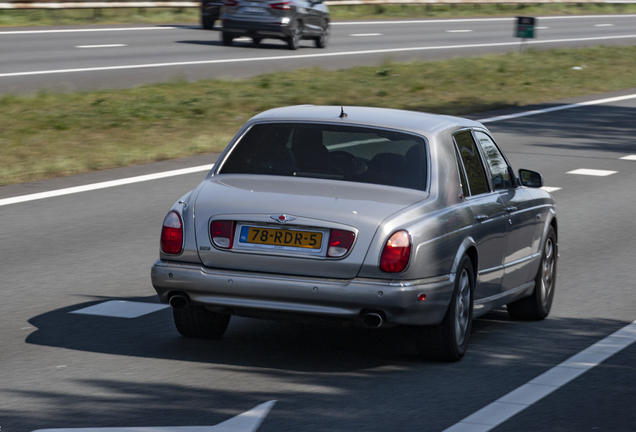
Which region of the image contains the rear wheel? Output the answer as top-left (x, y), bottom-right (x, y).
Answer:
top-left (314, 20), bottom-right (330, 48)
top-left (287, 20), bottom-right (302, 50)
top-left (173, 304), bottom-right (231, 339)
top-left (201, 14), bottom-right (215, 30)
top-left (507, 226), bottom-right (557, 320)
top-left (415, 255), bottom-right (474, 362)
top-left (221, 31), bottom-right (234, 46)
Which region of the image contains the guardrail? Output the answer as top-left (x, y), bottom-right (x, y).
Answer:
top-left (0, 0), bottom-right (632, 9)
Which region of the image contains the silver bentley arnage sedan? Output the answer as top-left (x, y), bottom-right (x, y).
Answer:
top-left (151, 106), bottom-right (558, 362)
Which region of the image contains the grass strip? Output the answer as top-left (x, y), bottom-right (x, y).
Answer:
top-left (2, 45), bottom-right (636, 186)
top-left (1, 3), bottom-right (636, 27)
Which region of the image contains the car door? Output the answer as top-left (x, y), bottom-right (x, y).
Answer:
top-left (473, 130), bottom-right (536, 293)
top-left (453, 130), bottom-right (507, 301)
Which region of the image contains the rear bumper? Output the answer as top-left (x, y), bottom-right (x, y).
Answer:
top-left (151, 260), bottom-right (455, 326)
top-left (222, 19), bottom-right (291, 38)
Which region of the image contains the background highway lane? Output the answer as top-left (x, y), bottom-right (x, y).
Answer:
top-left (1, 15), bottom-right (636, 94)
top-left (1, 90), bottom-right (636, 432)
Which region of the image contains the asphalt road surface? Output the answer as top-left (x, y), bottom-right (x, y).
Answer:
top-left (1, 88), bottom-right (635, 432)
top-left (1, 14), bottom-right (636, 93)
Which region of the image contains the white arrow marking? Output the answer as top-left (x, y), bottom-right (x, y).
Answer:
top-left (32, 401), bottom-right (276, 432)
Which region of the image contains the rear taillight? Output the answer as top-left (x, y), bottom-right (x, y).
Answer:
top-left (380, 230), bottom-right (411, 273)
top-left (327, 229), bottom-right (355, 258)
top-left (161, 211), bottom-right (183, 255)
top-left (210, 220), bottom-right (236, 249)
top-left (224, 0), bottom-right (239, 5)
top-left (270, 1), bottom-right (291, 9)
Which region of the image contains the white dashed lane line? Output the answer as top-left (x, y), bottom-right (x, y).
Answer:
top-left (620, 155), bottom-right (636, 160)
top-left (536, 26), bottom-right (550, 30)
top-left (444, 320), bottom-right (636, 432)
top-left (446, 30), bottom-right (473, 33)
top-left (70, 300), bottom-right (169, 318)
top-left (75, 44), bottom-right (127, 49)
top-left (350, 33), bottom-right (383, 37)
top-left (594, 24), bottom-right (615, 27)
top-left (567, 168), bottom-right (618, 176)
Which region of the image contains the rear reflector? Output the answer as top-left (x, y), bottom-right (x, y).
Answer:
top-left (327, 229), bottom-right (355, 258)
top-left (380, 230), bottom-right (411, 273)
top-left (210, 220), bottom-right (236, 249)
top-left (161, 211), bottom-right (183, 255)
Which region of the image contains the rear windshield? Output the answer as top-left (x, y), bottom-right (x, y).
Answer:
top-left (218, 123), bottom-right (428, 191)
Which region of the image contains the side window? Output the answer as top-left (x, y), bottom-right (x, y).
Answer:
top-left (454, 130), bottom-right (490, 196)
top-left (474, 131), bottom-right (513, 191)
top-left (454, 146), bottom-right (469, 198)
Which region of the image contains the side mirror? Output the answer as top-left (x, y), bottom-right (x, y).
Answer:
top-left (518, 169), bottom-right (543, 188)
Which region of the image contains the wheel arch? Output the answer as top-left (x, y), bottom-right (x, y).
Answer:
top-left (450, 236), bottom-right (478, 279)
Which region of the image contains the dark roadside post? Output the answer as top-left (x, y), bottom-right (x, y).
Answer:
top-left (516, 16), bottom-right (536, 53)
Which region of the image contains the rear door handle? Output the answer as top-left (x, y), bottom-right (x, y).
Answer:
top-left (505, 206), bottom-right (518, 212)
top-left (475, 215), bottom-right (489, 221)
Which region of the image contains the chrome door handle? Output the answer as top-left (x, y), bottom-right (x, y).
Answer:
top-left (475, 215), bottom-right (489, 221)
top-left (505, 206), bottom-right (517, 212)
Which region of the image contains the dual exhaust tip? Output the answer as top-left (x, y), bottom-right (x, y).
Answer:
top-left (168, 294), bottom-right (190, 311)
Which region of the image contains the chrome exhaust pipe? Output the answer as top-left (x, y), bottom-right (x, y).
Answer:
top-left (362, 312), bottom-right (383, 329)
top-left (168, 294), bottom-right (190, 310)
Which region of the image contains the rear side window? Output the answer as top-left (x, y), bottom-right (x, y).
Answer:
top-left (219, 123), bottom-right (428, 191)
top-left (474, 131), bottom-right (513, 190)
top-left (454, 130), bottom-right (489, 196)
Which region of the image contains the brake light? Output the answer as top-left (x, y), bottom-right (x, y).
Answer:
top-left (380, 230), bottom-right (411, 273)
top-left (270, 1), bottom-right (291, 9)
top-left (161, 211), bottom-right (183, 255)
top-left (327, 229), bottom-right (355, 258)
top-left (224, 0), bottom-right (239, 5)
top-left (210, 220), bottom-right (236, 249)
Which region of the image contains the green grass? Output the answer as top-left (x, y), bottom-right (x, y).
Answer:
top-left (2, 45), bottom-right (636, 186)
top-left (1, 3), bottom-right (636, 27)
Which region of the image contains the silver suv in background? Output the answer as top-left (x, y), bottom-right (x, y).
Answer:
top-left (220, 0), bottom-right (330, 49)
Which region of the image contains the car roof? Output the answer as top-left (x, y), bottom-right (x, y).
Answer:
top-left (249, 105), bottom-right (485, 135)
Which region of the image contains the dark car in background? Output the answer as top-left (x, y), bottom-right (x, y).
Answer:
top-left (220, 0), bottom-right (330, 49)
top-left (201, 0), bottom-right (223, 29)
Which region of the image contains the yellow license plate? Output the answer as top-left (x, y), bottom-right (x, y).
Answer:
top-left (239, 226), bottom-right (322, 249)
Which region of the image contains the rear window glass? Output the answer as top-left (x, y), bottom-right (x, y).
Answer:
top-left (219, 123), bottom-right (428, 191)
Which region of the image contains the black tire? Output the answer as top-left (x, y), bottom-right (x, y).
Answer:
top-left (173, 304), bottom-right (231, 339)
top-left (287, 20), bottom-right (302, 50)
top-left (201, 14), bottom-right (215, 30)
top-left (221, 31), bottom-right (234, 46)
top-left (314, 21), bottom-right (330, 48)
top-left (415, 255), bottom-right (474, 362)
top-left (507, 226), bottom-right (557, 320)
top-left (252, 37), bottom-right (262, 46)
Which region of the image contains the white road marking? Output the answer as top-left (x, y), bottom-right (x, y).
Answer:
top-left (0, 164), bottom-right (213, 207)
top-left (76, 44), bottom-right (127, 49)
top-left (443, 320), bottom-right (636, 432)
top-left (331, 15), bottom-right (636, 26)
top-left (446, 30), bottom-right (473, 33)
top-left (620, 155), bottom-right (636, 160)
top-left (32, 400), bottom-right (276, 432)
top-left (350, 33), bottom-right (383, 37)
top-left (478, 93), bottom-right (636, 123)
top-left (567, 168), bottom-right (618, 176)
top-left (541, 186), bottom-right (561, 193)
top-left (70, 301), bottom-right (169, 318)
top-left (594, 24), bottom-right (615, 27)
top-left (3, 34), bottom-right (636, 78)
top-left (234, 37), bottom-right (253, 42)
top-left (0, 26), bottom-right (180, 35)
top-left (536, 26), bottom-right (550, 30)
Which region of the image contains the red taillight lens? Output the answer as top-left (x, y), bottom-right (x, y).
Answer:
top-left (210, 220), bottom-right (235, 249)
top-left (327, 229), bottom-right (355, 258)
top-left (161, 211), bottom-right (183, 255)
top-left (224, 0), bottom-right (239, 5)
top-left (380, 230), bottom-right (411, 273)
top-left (270, 1), bottom-right (291, 9)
